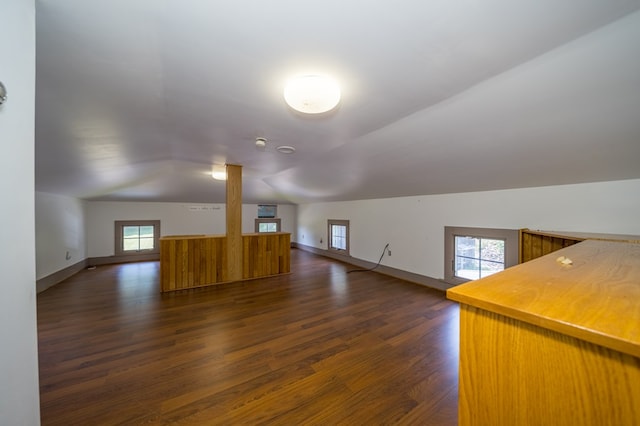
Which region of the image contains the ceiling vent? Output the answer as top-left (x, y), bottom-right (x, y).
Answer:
top-left (276, 145), bottom-right (296, 154)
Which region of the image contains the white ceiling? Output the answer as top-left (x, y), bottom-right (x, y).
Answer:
top-left (35, 0), bottom-right (640, 204)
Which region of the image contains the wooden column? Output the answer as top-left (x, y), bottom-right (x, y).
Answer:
top-left (226, 164), bottom-right (243, 282)
top-left (159, 162), bottom-right (291, 292)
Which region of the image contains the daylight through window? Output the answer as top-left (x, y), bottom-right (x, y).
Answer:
top-left (444, 226), bottom-right (519, 285)
top-left (114, 220), bottom-right (161, 257)
top-left (328, 219), bottom-right (350, 255)
top-left (123, 225), bottom-right (155, 251)
top-left (331, 225), bottom-right (347, 250)
top-left (454, 235), bottom-right (505, 280)
top-left (255, 218), bottom-right (281, 233)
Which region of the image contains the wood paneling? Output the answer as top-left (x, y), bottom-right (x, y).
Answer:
top-left (448, 240), bottom-right (640, 425)
top-left (242, 233), bottom-right (290, 279)
top-left (38, 249), bottom-right (459, 425)
top-left (160, 235), bottom-right (227, 292)
top-left (519, 228), bottom-right (640, 263)
top-left (160, 233), bottom-right (290, 292)
top-left (457, 305), bottom-right (640, 426)
top-left (226, 164), bottom-right (243, 282)
top-left (160, 164), bottom-right (291, 292)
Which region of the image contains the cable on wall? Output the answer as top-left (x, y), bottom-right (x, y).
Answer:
top-left (0, 81), bottom-right (7, 105)
top-left (347, 243), bottom-right (389, 273)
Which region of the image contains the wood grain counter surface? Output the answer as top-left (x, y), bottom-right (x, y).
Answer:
top-left (161, 232), bottom-right (290, 240)
top-left (447, 239), bottom-right (640, 358)
top-left (160, 234), bottom-right (222, 240)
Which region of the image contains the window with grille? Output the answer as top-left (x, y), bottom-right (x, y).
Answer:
top-left (454, 235), bottom-right (505, 280)
top-left (444, 226), bottom-right (519, 285)
top-left (255, 218), bottom-right (281, 233)
top-left (328, 220), bottom-right (350, 255)
top-left (114, 220), bottom-right (160, 256)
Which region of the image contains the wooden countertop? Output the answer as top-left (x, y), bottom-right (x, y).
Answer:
top-left (161, 234), bottom-right (223, 240)
top-left (522, 229), bottom-right (640, 243)
top-left (447, 240), bottom-right (640, 358)
top-left (242, 232), bottom-right (291, 237)
top-left (161, 232), bottom-right (290, 240)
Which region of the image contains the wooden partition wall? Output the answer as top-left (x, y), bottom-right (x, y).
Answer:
top-left (519, 228), bottom-right (640, 263)
top-left (159, 164), bottom-right (291, 292)
top-left (243, 233), bottom-right (290, 279)
top-left (160, 235), bottom-right (227, 292)
top-left (160, 233), bottom-right (290, 292)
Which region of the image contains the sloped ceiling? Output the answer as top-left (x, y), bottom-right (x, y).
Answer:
top-left (35, 0), bottom-right (640, 204)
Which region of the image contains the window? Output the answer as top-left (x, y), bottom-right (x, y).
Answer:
top-left (454, 235), bottom-right (504, 280)
top-left (444, 226), bottom-right (518, 285)
top-left (115, 220), bottom-right (161, 256)
top-left (328, 220), bottom-right (350, 255)
top-left (123, 225), bottom-right (155, 251)
top-left (255, 218), bottom-right (281, 233)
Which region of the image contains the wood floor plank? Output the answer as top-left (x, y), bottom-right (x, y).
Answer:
top-left (38, 248), bottom-right (459, 425)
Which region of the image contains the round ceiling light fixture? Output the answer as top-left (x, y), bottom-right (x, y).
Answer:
top-left (284, 75), bottom-right (341, 114)
top-left (211, 164), bottom-right (227, 181)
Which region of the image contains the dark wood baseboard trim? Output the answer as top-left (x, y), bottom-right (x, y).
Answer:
top-left (292, 242), bottom-right (452, 292)
top-left (88, 253), bottom-right (160, 266)
top-left (37, 259), bottom-right (89, 293)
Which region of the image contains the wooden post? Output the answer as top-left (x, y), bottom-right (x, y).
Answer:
top-left (226, 164), bottom-right (243, 281)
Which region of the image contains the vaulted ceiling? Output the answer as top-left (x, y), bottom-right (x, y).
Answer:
top-left (35, 0), bottom-right (640, 204)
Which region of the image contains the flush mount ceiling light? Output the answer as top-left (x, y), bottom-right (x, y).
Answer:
top-left (211, 165), bottom-right (227, 181)
top-left (284, 75), bottom-right (341, 114)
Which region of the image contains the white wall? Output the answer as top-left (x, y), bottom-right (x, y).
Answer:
top-left (35, 192), bottom-right (87, 280)
top-left (297, 179), bottom-right (640, 280)
top-left (86, 201), bottom-right (297, 257)
top-left (0, 0), bottom-right (40, 423)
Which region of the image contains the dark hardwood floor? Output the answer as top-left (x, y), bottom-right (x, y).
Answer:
top-left (38, 248), bottom-right (459, 425)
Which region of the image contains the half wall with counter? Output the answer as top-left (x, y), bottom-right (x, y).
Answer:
top-left (160, 232), bottom-right (290, 292)
top-left (159, 164), bottom-right (291, 293)
top-left (447, 240), bottom-right (640, 425)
